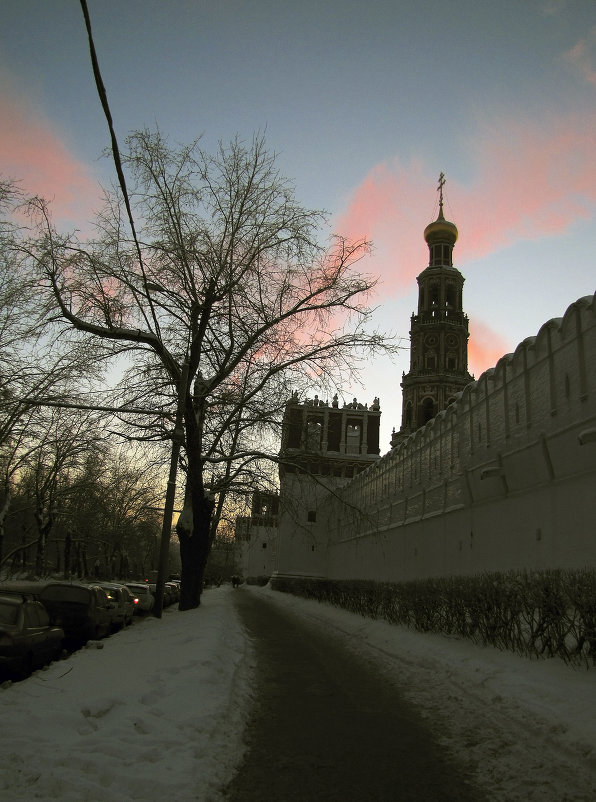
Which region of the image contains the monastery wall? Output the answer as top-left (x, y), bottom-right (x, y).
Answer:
top-left (314, 294), bottom-right (596, 582)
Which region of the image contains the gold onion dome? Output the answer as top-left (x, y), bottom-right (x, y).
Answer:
top-left (424, 205), bottom-right (458, 246)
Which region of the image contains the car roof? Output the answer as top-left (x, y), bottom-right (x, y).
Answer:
top-left (0, 593), bottom-right (24, 606)
top-left (0, 581), bottom-right (50, 593)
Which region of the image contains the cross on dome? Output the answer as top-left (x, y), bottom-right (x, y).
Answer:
top-left (437, 172), bottom-right (446, 210)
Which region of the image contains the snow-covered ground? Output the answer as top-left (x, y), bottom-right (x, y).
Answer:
top-left (0, 585), bottom-right (251, 802)
top-left (1, 584), bottom-right (595, 801)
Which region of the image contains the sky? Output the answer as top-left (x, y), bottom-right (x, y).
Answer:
top-left (1, 584), bottom-right (595, 800)
top-left (1, 0), bottom-right (595, 450)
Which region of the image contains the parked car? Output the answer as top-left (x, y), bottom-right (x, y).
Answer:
top-left (0, 593), bottom-right (64, 679)
top-left (100, 583), bottom-right (135, 629)
top-left (125, 583), bottom-right (154, 614)
top-left (165, 582), bottom-right (180, 605)
top-left (147, 582), bottom-right (175, 608)
top-left (38, 583), bottom-right (112, 643)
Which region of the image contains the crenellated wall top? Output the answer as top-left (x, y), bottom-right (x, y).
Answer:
top-left (345, 293), bottom-right (596, 491)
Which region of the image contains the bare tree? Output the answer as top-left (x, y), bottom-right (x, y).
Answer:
top-left (28, 129), bottom-right (394, 609)
top-left (53, 443), bottom-right (162, 580)
top-left (14, 407), bottom-right (108, 575)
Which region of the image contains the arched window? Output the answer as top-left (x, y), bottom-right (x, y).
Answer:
top-left (346, 423), bottom-right (361, 454)
top-left (419, 397), bottom-right (435, 427)
top-left (306, 419), bottom-right (322, 450)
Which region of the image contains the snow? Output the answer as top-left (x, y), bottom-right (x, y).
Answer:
top-left (1, 584), bottom-right (595, 801)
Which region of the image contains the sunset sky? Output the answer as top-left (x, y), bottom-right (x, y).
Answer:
top-left (1, 0), bottom-right (595, 449)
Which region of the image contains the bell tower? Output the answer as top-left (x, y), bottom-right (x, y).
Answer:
top-left (392, 174), bottom-right (473, 447)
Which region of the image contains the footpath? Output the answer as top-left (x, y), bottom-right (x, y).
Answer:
top-left (224, 588), bottom-right (485, 801)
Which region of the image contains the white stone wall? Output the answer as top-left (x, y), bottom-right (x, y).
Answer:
top-left (307, 294), bottom-right (596, 582)
top-left (238, 524), bottom-right (278, 579)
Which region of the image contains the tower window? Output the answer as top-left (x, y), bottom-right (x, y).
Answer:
top-left (306, 419), bottom-right (322, 450)
top-left (430, 243), bottom-right (452, 266)
top-left (307, 510), bottom-right (317, 523)
top-left (346, 423), bottom-right (361, 454)
top-left (419, 398), bottom-right (435, 426)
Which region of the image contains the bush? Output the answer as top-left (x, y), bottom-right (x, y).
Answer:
top-left (246, 575), bottom-right (270, 586)
top-left (270, 569), bottom-right (596, 667)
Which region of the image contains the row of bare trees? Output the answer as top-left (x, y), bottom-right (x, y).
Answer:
top-left (2, 431), bottom-right (165, 582)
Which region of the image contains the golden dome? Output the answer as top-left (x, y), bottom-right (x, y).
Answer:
top-left (424, 206), bottom-right (458, 245)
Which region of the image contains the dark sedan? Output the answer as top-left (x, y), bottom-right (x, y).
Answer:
top-left (0, 593), bottom-right (64, 679)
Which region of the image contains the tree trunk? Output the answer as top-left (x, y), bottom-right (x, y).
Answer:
top-left (0, 488), bottom-right (12, 566)
top-left (177, 493), bottom-right (214, 609)
top-left (176, 379), bottom-right (216, 610)
top-left (64, 531), bottom-right (72, 579)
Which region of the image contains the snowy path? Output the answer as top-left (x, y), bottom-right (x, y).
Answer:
top-left (226, 588), bottom-right (483, 800)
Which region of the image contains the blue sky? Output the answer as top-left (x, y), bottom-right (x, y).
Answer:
top-left (1, 0), bottom-right (595, 449)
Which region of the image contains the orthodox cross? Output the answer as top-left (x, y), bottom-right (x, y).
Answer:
top-left (437, 172), bottom-right (446, 211)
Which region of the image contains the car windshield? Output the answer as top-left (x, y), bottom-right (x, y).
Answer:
top-left (0, 600), bottom-right (19, 625)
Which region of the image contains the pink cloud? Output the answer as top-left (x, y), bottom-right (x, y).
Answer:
top-left (563, 28), bottom-right (596, 87)
top-left (0, 86), bottom-right (101, 228)
top-left (467, 317), bottom-right (512, 379)
top-left (334, 111), bottom-right (596, 298)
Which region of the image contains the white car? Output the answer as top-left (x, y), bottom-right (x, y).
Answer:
top-left (100, 583), bottom-right (136, 628)
top-left (125, 583), bottom-right (154, 614)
